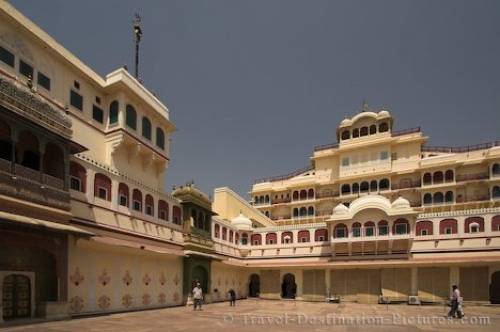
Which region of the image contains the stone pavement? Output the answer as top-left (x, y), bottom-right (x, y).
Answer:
top-left (2, 300), bottom-right (500, 332)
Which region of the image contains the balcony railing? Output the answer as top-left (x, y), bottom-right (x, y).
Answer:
top-left (422, 140), bottom-right (500, 153)
top-left (316, 191), bottom-right (339, 199)
top-left (314, 142), bottom-right (339, 152)
top-left (456, 195), bottom-right (490, 203)
top-left (254, 165), bottom-right (314, 184)
top-left (456, 173), bottom-right (490, 182)
top-left (391, 127), bottom-right (421, 137)
top-left (0, 159), bottom-right (70, 211)
top-left (271, 197), bottom-right (291, 205)
top-left (391, 180), bottom-right (421, 190)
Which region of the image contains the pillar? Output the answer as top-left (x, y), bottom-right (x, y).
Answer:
top-left (325, 268), bottom-right (331, 297)
top-left (410, 267), bottom-right (418, 296)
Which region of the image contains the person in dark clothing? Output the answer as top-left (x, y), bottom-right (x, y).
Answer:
top-left (228, 289), bottom-right (236, 306)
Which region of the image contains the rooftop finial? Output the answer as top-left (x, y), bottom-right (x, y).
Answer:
top-left (133, 13), bottom-right (142, 80)
top-left (362, 100), bottom-right (369, 112)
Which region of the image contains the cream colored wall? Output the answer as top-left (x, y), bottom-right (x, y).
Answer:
top-left (0, 5), bottom-right (172, 191)
top-left (213, 187), bottom-right (274, 226)
top-left (68, 237), bottom-right (183, 315)
top-left (210, 262), bottom-right (249, 301)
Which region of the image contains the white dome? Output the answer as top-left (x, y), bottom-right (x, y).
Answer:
top-left (333, 203), bottom-right (349, 215)
top-left (378, 110), bottom-right (390, 117)
top-left (391, 196), bottom-right (410, 210)
top-left (340, 118), bottom-right (350, 126)
top-left (231, 213), bottom-right (253, 231)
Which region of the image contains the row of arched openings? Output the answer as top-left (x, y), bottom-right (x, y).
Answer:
top-left (341, 179), bottom-right (390, 195)
top-left (423, 191), bottom-right (454, 205)
top-left (70, 161), bottom-right (181, 224)
top-left (109, 101), bottom-right (165, 150)
top-left (423, 170), bottom-right (454, 185)
top-left (250, 229), bottom-right (328, 245)
top-left (416, 216), bottom-right (500, 235)
top-left (340, 122), bottom-right (389, 140)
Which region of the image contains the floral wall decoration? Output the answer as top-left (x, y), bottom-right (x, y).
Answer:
top-left (70, 267), bottom-right (84, 286)
top-left (122, 270), bottom-right (133, 286)
top-left (69, 296), bottom-right (84, 313)
top-left (98, 269), bottom-right (111, 286)
top-left (98, 295), bottom-right (111, 310)
top-left (158, 292), bottom-right (166, 304)
top-left (159, 272), bottom-right (166, 286)
top-left (143, 273), bottom-right (151, 286)
top-left (142, 293), bottom-right (151, 305)
top-left (122, 294), bottom-right (133, 308)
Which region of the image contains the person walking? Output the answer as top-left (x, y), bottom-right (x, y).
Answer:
top-left (193, 282), bottom-right (203, 311)
top-left (448, 285), bottom-right (463, 318)
top-left (228, 289), bottom-right (236, 306)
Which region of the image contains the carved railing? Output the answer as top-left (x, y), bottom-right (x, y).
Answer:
top-left (391, 180), bottom-right (421, 190)
top-left (422, 140), bottom-right (500, 153)
top-left (314, 142), bottom-right (339, 152)
top-left (456, 173), bottom-right (490, 182)
top-left (254, 165), bottom-right (314, 184)
top-left (456, 195), bottom-right (490, 203)
top-left (0, 159), bottom-right (70, 211)
top-left (271, 197), bottom-right (291, 205)
top-left (392, 127), bottom-right (421, 137)
top-left (0, 77), bottom-right (72, 139)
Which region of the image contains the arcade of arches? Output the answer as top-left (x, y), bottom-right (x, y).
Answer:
top-left (249, 267), bottom-right (500, 304)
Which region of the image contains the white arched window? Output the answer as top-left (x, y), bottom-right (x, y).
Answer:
top-left (469, 222), bottom-right (480, 233)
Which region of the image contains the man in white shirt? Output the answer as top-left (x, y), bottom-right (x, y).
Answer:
top-left (193, 282), bottom-right (203, 311)
top-left (448, 285), bottom-right (463, 318)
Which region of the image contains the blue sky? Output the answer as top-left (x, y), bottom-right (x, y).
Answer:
top-left (13, 0), bottom-right (500, 198)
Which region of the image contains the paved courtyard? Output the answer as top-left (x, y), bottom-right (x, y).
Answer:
top-left (2, 300), bottom-right (500, 332)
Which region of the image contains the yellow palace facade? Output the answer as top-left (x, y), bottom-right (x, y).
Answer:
top-left (1, 1), bottom-right (499, 325)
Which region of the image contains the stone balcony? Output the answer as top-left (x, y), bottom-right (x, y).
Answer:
top-left (0, 158), bottom-right (70, 211)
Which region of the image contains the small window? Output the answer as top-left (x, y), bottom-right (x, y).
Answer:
top-left (283, 237), bottom-right (291, 244)
top-left (352, 228), bottom-right (361, 237)
top-left (395, 223), bottom-right (408, 235)
top-left (380, 151), bottom-right (389, 160)
top-left (341, 157), bottom-right (349, 167)
top-left (146, 205), bottom-right (153, 216)
top-left (74, 81), bottom-right (80, 89)
top-left (119, 195), bottom-right (128, 207)
top-left (142, 117), bottom-right (152, 140)
top-left (391, 153), bottom-right (398, 161)
top-left (445, 227), bottom-right (452, 235)
top-left (133, 200), bottom-right (142, 211)
top-left (159, 210), bottom-right (167, 220)
top-left (37, 72), bottom-right (51, 90)
top-left (92, 105), bottom-right (104, 123)
top-left (420, 229), bottom-right (428, 236)
top-left (336, 228), bottom-right (346, 238)
top-left (0, 46), bottom-right (14, 67)
top-left (470, 224), bottom-right (479, 233)
top-left (365, 227), bottom-right (374, 236)
top-left (317, 236), bottom-right (325, 241)
top-left (70, 90), bottom-right (83, 111)
top-left (109, 101), bottom-right (119, 125)
top-left (95, 96), bottom-right (101, 104)
top-left (156, 128), bottom-right (165, 149)
top-left (378, 225), bottom-right (388, 236)
top-left (19, 60), bottom-right (33, 79)
top-left (97, 187), bottom-right (107, 200)
top-left (268, 239), bottom-right (275, 245)
top-left (70, 176), bottom-right (81, 191)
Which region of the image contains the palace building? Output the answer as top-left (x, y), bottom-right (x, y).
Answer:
top-left (1, 1), bottom-right (499, 325)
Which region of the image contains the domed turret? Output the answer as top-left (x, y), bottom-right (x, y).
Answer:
top-left (231, 212), bottom-right (253, 231)
top-left (332, 203), bottom-right (349, 215)
top-left (391, 196), bottom-right (410, 210)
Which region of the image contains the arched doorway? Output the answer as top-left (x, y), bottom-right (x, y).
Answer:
top-left (192, 265), bottom-right (208, 293)
top-left (490, 271), bottom-right (500, 304)
top-left (2, 274), bottom-right (31, 320)
top-left (249, 274), bottom-right (260, 297)
top-left (281, 273), bottom-right (296, 299)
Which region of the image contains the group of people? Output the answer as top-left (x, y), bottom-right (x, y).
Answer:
top-left (192, 282), bottom-right (465, 318)
top-left (191, 282), bottom-right (237, 311)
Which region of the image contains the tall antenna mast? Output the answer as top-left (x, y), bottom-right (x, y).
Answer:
top-left (133, 13), bottom-right (142, 79)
